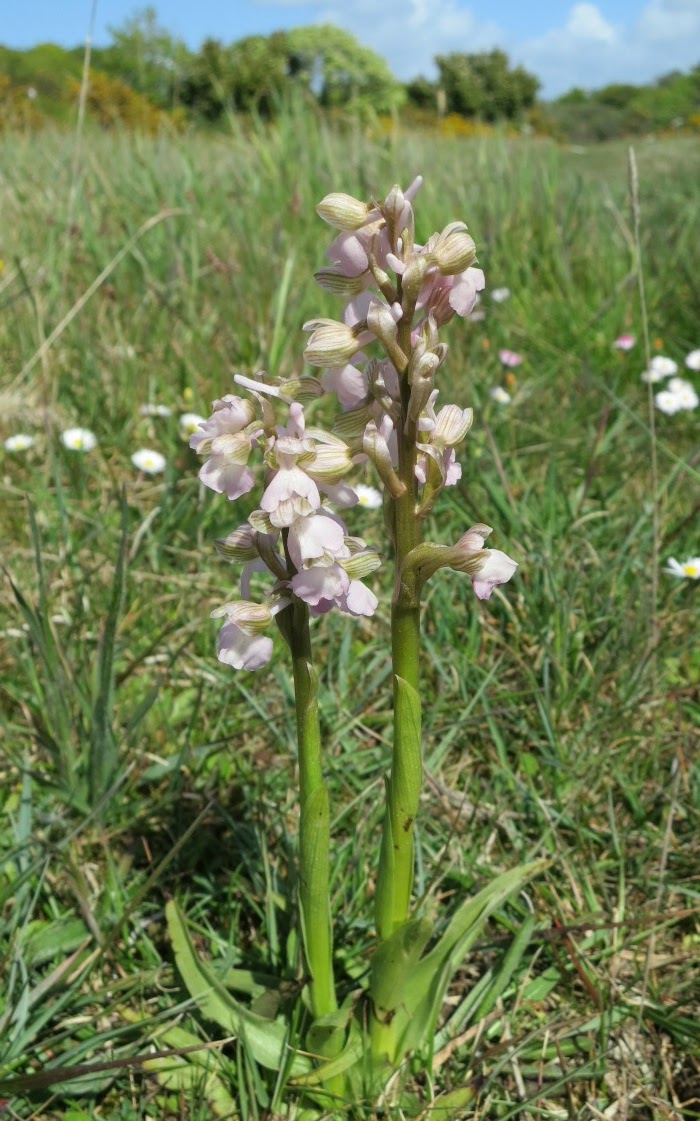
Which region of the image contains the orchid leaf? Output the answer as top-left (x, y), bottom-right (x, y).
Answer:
top-left (298, 781), bottom-right (333, 973)
top-left (305, 990), bottom-right (355, 1061)
top-left (166, 899), bottom-right (309, 1075)
top-left (369, 915), bottom-right (433, 1022)
top-left (395, 861), bottom-right (547, 1058)
top-left (290, 1019), bottom-right (364, 1087)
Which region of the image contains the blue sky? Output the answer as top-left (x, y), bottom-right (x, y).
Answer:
top-left (6, 0), bottom-right (700, 97)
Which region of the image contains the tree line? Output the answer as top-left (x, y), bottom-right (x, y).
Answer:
top-left (1, 6), bottom-right (698, 139)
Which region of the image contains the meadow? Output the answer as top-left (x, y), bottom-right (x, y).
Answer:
top-left (0, 109), bottom-right (698, 1119)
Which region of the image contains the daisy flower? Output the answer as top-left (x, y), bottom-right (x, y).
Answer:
top-left (685, 349), bottom-right (700, 372)
top-left (4, 433), bottom-right (34, 452)
top-left (664, 557), bottom-right (700, 580)
top-left (355, 484), bottom-right (382, 508)
top-left (179, 412), bottom-right (207, 436)
top-left (654, 390), bottom-right (684, 415)
top-left (131, 448), bottom-right (167, 474)
top-left (61, 428), bottom-right (97, 452)
top-left (641, 355), bottom-right (678, 382)
top-left (491, 287), bottom-right (511, 303)
top-left (665, 377), bottom-right (699, 410)
top-left (498, 348), bottom-right (523, 368)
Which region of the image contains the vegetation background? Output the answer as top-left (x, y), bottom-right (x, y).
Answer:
top-left (0, 11), bottom-right (698, 1119)
top-left (1, 6), bottom-right (699, 139)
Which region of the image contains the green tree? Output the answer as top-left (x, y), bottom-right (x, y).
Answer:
top-left (180, 33), bottom-right (291, 118)
top-left (227, 32), bottom-right (292, 114)
top-left (286, 25), bottom-right (402, 114)
top-left (404, 75), bottom-right (438, 111)
top-left (435, 49), bottom-right (539, 120)
top-left (93, 7), bottom-right (192, 108)
top-left (593, 83), bottom-right (640, 109)
top-left (180, 25), bottom-right (401, 120)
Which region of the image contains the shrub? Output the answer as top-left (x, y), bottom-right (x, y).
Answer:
top-left (66, 71), bottom-right (172, 133)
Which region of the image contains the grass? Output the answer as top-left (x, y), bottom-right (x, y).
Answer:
top-left (0, 108), bottom-right (699, 1119)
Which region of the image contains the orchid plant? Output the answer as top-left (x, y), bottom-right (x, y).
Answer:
top-left (172, 177), bottom-right (544, 1111)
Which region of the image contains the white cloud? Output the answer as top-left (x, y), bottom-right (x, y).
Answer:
top-left (517, 4), bottom-right (621, 94)
top-left (566, 3), bottom-right (616, 43)
top-left (251, 0), bottom-right (700, 97)
top-left (517, 0), bottom-right (700, 96)
top-left (637, 0), bottom-right (700, 42)
top-left (310, 0), bottom-right (502, 79)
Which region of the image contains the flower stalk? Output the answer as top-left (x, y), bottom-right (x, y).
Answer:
top-left (375, 306), bottom-right (424, 940)
top-left (281, 596), bottom-right (338, 1023)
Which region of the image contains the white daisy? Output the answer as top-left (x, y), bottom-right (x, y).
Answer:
top-left (179, 412), bottom-right (207, 436)
top-left (684, 349), bottom-right (700, 372)
top-left (489, 386), bottom-right (511, 404)
top-left (355, 484), bottom-right (382, 508)
top-left (641, 356), bottom-right (678, 383)
top-left (663, 557), bottom-right (700, 580)
top-left (61, 427), bottom-right (97, 451)
top-left (131, 448), bottom-right (167, 474)
top-left (654, 390), bottom-right (684, 415)
top-left (666, 377), bottom-right (699, 411)
top-left (4, 433), bottom-right (35, 452)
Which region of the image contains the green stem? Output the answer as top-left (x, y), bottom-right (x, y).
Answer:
top-left (286, 598), bottom-right (338, 1023)
top-left (374, 317), bottom-right (424, 942)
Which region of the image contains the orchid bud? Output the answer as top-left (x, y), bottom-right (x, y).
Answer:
top-left (401, 255), bottom-right (428, 310)
top-left (418, 314), bottom-right (440, 354)
top-left (278, 376), bottom-right (325, 404)
top-left (383, 184), bottom-right (405, 227)
top-left (314, 269), bottom-right (367, 298)
top-left (248, 508), bottom-right (276, 534)
top-left (215, 525), bottom-right (261, 563)
top-left (383, 183), bottom-right (415, 254)
top-left (402, 541), bottom-right (486, 585)
top-left (368, 358), bottom-right (400, 413)
top-left (304, 442), bottom-right (353, 484)
top-left (333, 405), bottom-right (372, 441)
top-left (316, 192), bottom-right (372, 230)
top-left (303, 318), bottom-right (362, 368)
top-left (407, 348), bottom-right (440, 387)
top-left (428, 222), bottom-right (477, 275)
top-left (363, 421), bottom-right (406, 498)
top-left (367, 247), bottom-right (397, 303)
top-left (366, 301), bottom-right (408, 373)
top-left (367, 299), bottom-right (398, 343)
top-left (341, 549), bottom-right (383, 580)
top-left (407, 377), bottom-right (435, 429)
top-left (210, 600), bottom-right (274, 633)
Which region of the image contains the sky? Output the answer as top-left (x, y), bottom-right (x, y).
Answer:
top-left (6, 0), bottom-right (700, 98)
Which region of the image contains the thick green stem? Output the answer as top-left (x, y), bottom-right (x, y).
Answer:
top-left (285, 598), bottom-right (338, 1023)
top-left (374, 316), bottom-right (424, 943)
